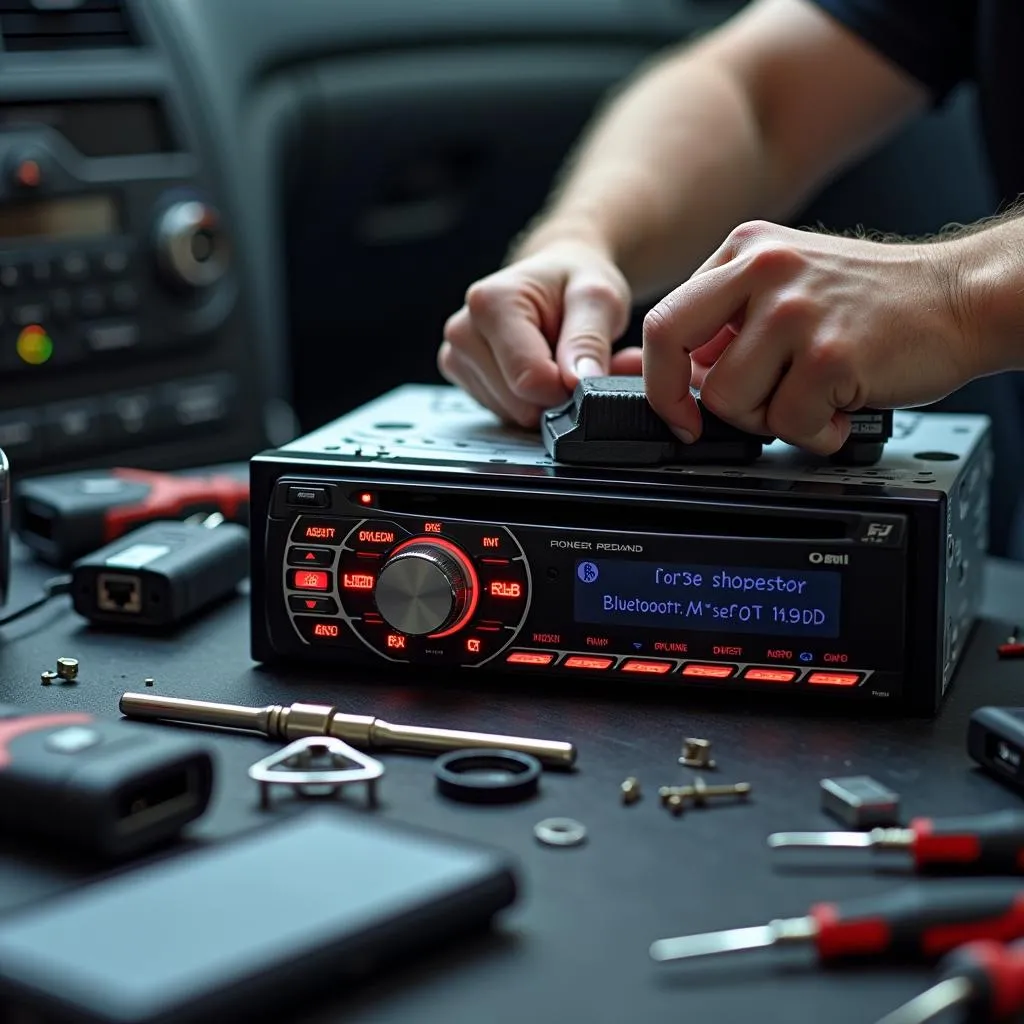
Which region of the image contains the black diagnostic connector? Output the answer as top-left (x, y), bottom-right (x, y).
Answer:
top-left (0, 706), bottom-right (214, 860)
top-left (71, 518), bottom-right (248, 628)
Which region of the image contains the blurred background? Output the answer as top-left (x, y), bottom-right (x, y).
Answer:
top-left (0, 0), bottom-right (1020, 556)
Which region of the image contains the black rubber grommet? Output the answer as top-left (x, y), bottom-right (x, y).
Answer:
top-left (434, 748), bottom-right (542, 804)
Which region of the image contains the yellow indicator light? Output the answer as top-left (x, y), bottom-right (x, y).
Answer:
top-left (16, 324), bottom-right (53, 366)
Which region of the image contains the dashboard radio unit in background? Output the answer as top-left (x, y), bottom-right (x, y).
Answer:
top-left (250, 386), bottom-right (993, 716)
top-left (0, 80), bottom-right (279, 476)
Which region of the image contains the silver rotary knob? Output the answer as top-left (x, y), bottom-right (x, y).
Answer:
top-left (154, 199), bottom-right (230, 289)
top-left (374, 543), bottom-right (472, 636)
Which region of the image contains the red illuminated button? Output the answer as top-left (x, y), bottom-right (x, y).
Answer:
top-left (743, 667), bottom-right (798, 683)
top-left (478, 563), bottom-right (528, 619)
top-left (288, 595), bottom-right (339, 615)
top-left (294, 617), bottom-right (351, 645)
top-left (563, 655), bottom-right (614, 671)
top-left (807, 671), bottom-right (862, 687)
top-left (341, 570), bottom-right (376, 591)
top-left (506, 651), bottom-right (556, 666)
top-left (290, 519), bottom-right (344, 545)
top-left (287, 547), bottom-right (334, 568)
top-left (620, 659), bottom-right (673, 675)
top-left (681, 663), bottom-right (736, 679)
top-left (351, 520), bottom-right (406, 550)
top-left (288, 569), bottom-right (330, 592)
top-left (487, 579), bottom-right (525, 600)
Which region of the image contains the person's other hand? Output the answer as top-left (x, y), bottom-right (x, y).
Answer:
top-left (438, 240), bottom-right (637, 427)
top-left (642, 220), bottom-right (982, 453)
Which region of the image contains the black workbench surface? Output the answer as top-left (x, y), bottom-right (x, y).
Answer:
top-left (0, 542), bottom-right (1021, 1024)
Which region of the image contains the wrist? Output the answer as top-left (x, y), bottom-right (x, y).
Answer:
top-left (506, 210), bottom-right (617, 266)
top-left (947, 223), bottom-right (1024, 375)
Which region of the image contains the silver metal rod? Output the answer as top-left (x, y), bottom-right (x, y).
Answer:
top-left (649, 916), bottom-right (817, 963)
top-left (874, 977), bottom-right (972, 1024)
top-left (767, 828), bottom-right (914, 851)
top-left (119, 692), bottom-right (577, 768)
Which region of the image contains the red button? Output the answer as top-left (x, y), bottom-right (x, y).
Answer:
top-left (288, 569), bottom-right (330, 591)
top-left (287, 547), bottom-right (334, 567)
top-left (681, 663), bottom-right (736, 679)
top-left (807, 671), bottom-right (862, 687)
top-left (563, 655), bottom-right (614, 671)
top-left (743, 667), bottom-right (798, 683)
top-left (506, 651), bottom-right (555, 666)
top-left (620, 659), bottom-right (673, 675)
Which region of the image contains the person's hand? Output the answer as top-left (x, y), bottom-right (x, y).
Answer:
top-left (642, 220), bottom-right (983, 453)
top-left (438, 239), bottom-right (638, 427)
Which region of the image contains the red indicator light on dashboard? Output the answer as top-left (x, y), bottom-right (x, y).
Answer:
top-left (424, 521), bottom-right (443, 533)
top-left (507, 651), bottom-right (555, 666)
top-left (342, 573), bottom-right (375, 591)
top-left (386, 633), bottom-right (407, 650)
top-left (488, 581), bottom-right (522, 599)
top-left (563, 656), bottom-right (613, 671)
top-left (466, 638), bottom-right (482, 653)
top-left (291, 570), bottom-right (329, 591)
top-left (620, 659), bottom-right (672, 675)
top-left (681, 663), bottom-right (735, 679)
top-left (482, 536), bottom-right (501, 549)
top-left (807, 671), bottom-right (861, 687)
top-left (312, 622), bottom-right (340, 638)
top-left (358, 492), bottom-right (373, 505)
top-left (743, 667), bottom-right (797, 683)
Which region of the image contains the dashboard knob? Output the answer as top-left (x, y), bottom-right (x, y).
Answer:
top-left (154, 199), bottom-right (230, 289)
top-left (375, 543), bottom-right (472, 636)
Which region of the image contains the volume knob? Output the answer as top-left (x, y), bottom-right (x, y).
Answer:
top-left (154, 199), bottom-right (230, 289)
top-left (375, 543), bottom-right (473, 636)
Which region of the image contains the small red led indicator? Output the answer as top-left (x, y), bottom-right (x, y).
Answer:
top-left (488, 581), bottom-right (522, 599)
top-left (304, 600), bottom-right (317, 609)
top-left (304, 552), bottom-right (317, 561)
top-left (424, 521), bottom-right (443, 534)
top-left (304, 526), bottom-right (337, 541)
top-left (386, 633), bottom-right (407, 650)
top-left (292, 570), bottom-right (329, 591)
top-left (358, 492), bottom-right (373, 505)
top-left (681, 663), bottom-right (735, 679)
top-left (466, 638), bottom-right (482, 653)
top-left (343, 573), bottom-right (375, 591)
top-left (507, 651), bottom-right (555, 666)
top-left (313, 623), bottom-right (340, 638)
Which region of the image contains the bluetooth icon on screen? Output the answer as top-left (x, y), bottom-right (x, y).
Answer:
top-left (577, 561), bottom-right (599, 584)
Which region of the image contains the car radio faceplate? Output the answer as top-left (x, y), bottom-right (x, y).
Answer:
top-left (250, 385), bottom-right (992, 715)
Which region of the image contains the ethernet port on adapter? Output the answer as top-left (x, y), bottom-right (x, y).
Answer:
top-left (97, 573), bottom-right (142, 613)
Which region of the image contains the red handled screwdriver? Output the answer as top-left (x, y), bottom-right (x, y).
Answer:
top-left (649, 883), bottom-right (1024, 965)
top-left (767, 810), bottom-right (1024, 874)
top-left (875, 939), bottom-right (1024, 1024)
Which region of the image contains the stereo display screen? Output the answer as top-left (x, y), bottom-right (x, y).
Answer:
top-left (0, 194), bottom-right (119, 241)
top-left (573, 559), bottom-right (842, 638)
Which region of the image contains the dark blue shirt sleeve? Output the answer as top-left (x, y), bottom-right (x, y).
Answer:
top-left (807, 0), bottom-right (977, 103)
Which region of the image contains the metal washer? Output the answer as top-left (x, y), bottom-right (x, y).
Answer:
top-left (534, 817), bottom-right (587, 847)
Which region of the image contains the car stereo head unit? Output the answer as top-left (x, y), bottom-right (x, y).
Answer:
top-left (249, 385), bottom-right (992, 716)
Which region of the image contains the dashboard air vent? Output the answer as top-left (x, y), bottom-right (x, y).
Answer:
top-left (0, 0), bottom-right (137, 52)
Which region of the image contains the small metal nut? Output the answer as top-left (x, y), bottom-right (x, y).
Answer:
top-left (143, 677), bottom-right (155, 687)
top-left (679, 737), bottom-right (715, 769)
top-left (56, 657), bottom-right (79, 681)
top-left (665, 793), bottom-right (686, 816)
top-left (621, 776), bottom-right (641, 805)
top-left (40, 670), bottom-right (57, 686)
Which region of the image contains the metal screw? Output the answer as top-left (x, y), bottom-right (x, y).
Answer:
top-left (621, 777), bottom-right (641, 805)
top-left (658, 778), bottom-right (751, 813)
top-left (56, 657), bottom-right (79, 682)
top-left (40, 670), bottom-right (57, 686)
top-left (144, 677), bottom-right (155, 687)
top-left (679, 737), bottom-right (716, 770)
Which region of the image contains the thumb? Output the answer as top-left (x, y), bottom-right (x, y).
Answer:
top-left (555, 275), bottom-right (630, 387)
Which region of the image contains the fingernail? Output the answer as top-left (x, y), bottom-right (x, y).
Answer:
top-left (670, 425), bottom-right (696, 444)
top-left (575, 357), bottom-right (604, 379)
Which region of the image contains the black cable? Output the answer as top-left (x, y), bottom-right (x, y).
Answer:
top-left (0, 575), bottom-right (72, 626)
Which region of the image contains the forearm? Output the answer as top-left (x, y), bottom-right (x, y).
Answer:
top-left (954, 216), bottom-right (1024, 375)
top-left (513, 44), bottom-right (777, 300)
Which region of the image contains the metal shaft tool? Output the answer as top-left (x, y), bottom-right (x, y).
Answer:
top-left (119, 692), bottom-right (577, 768)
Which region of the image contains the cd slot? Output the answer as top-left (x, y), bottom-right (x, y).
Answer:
top-left (366, 488), bottom-right (852, 542)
